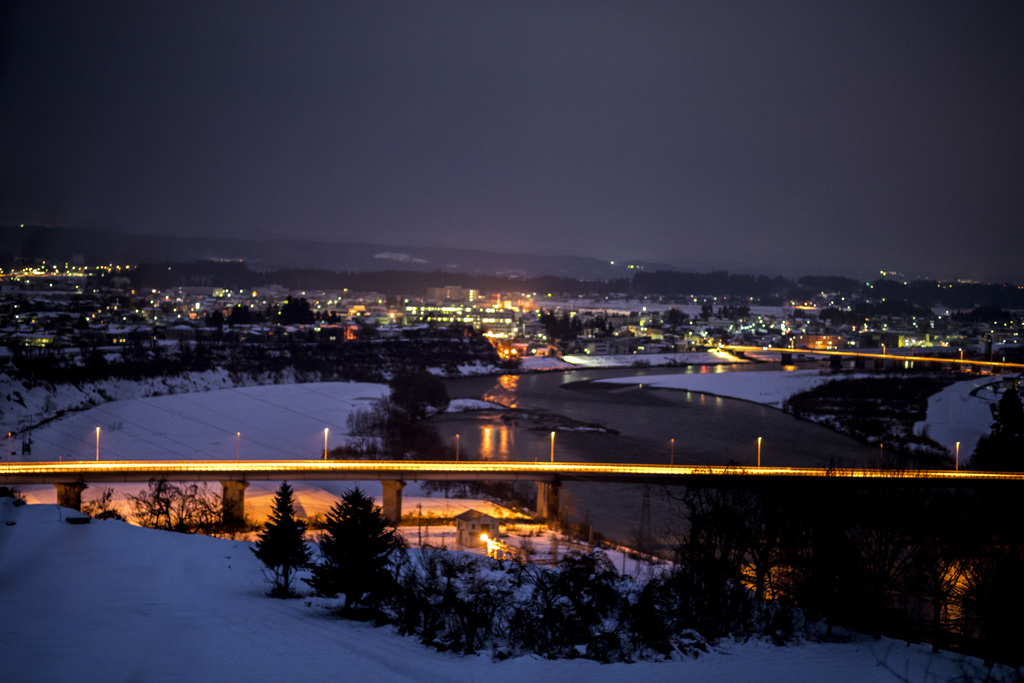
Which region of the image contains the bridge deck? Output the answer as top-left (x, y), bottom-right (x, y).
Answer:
top-left (3, 460), bottom-right (1022, 486)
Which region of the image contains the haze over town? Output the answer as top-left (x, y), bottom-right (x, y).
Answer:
top-left (2, 1), bottom-right (1023, 281)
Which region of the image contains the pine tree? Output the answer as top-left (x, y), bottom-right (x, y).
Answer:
top-left (252, 482), bottom-right (311, 598)
top-left (307, 486), bottom-right (404, 615)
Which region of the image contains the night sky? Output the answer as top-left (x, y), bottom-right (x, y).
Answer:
top-left (1, 1), bottom-right (1022, 280)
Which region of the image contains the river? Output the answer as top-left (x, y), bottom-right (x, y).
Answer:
top-left (431, 363), bottom-right (879, 549)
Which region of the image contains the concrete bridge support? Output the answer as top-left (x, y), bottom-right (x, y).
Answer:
top-left (854, 356), bottom-right (866, 369)
top-left (829, 355), bottom-right (843, 369)
top-left (381, 480), bottom-right (405, 524)
top-left (536, 481), bottom-right (560, 525)
top-left (55, 482), bottom-right (87, 511)
top-left (780, 352), bottom-right (793, 365)
top-left (220, 480), bottom-right (249, 530)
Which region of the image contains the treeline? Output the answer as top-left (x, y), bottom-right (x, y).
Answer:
top-left (8, 331), bottom-right (503, 388)
top-left (122, 261), bottom-right (1024, 310)
top-left (256, 476), bottom-right (1024, 666)
top-left (673, 478), bottom-right (1024, 665)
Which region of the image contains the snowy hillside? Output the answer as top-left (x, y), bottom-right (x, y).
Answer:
top-left (0, 498), bottom-right (1007, 682)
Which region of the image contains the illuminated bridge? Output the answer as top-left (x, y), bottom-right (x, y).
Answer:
top-left (4, 460), bottom-right (1021, 527)
top-left (723, 345), bottom-right (1024, 371)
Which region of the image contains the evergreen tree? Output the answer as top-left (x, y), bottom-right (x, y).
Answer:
top-left (308, 486), bottom-right (404, 615)
top-left (252, 482), bottom-right (311, 598)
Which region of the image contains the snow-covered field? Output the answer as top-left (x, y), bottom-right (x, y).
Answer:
top-left (598, 367), bottom-right (854, 408)
top-left (1, 497), bottom-right (1007, 682)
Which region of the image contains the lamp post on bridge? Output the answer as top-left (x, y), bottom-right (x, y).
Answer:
top-left (956, 441), bottom-right (960, 471)
top-left (236, 432), bottom-right (241, 462)
top-left (323, 428), bottom-right (328, 461)
top-left (550, 431), bottom-right (555, 463)
top-left (456, 433), bottom-right (460, 462)
top-left (95, 427), bottom-right (100, 462)
top-left (757, 436), bottom-right (762, 467)
top-left (670, 438), bottom-right (675, 466)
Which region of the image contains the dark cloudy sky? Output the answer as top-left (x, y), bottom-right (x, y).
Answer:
top-left (1, 1), bottom-right (1022, 280)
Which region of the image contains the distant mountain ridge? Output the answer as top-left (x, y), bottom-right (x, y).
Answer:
top-left (0, 225), bottom-right (674, 280)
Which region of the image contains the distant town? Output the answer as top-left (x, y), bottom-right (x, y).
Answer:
top-left (2, 260), bottom-right (1022, 368)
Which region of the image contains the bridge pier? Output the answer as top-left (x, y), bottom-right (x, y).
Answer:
top-left (220, 480), bottom-right (249, 530)
top-left (536, 481), bottom-right (560, 525)
top-left (54, 482), bottom-right (87, 511)
top-left (381, 480), bottom-right (405, 524)
top-left (829, 355), bottom-right (843, 369)
top-left (780, 352), bottom-right (793, 365)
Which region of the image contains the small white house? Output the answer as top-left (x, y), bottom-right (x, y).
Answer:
top-left (454, 510), bottom-right (500, 549)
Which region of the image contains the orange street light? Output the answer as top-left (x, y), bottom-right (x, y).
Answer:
top-left (956, 441), bottom-right (960, 471)
top-left (95, 427), bottom-right (100, 462)
top-left (670, 438), bottom-right (675, 466)
top-left (236, 432), bottom-right (241, 462)
top-left (757, 436), bottom-right (762, 467)
top-left (550, 431), bottom-right (556, 463)
top-left (456, 434), bottom-right (460, 462)
top-left (323, 428), bottom-right (329, 461)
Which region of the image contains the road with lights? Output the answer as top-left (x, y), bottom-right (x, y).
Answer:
top-left (723, 345), bottom-right (1024, 371)
top-left (3, 460), bottom-right (1022, 486)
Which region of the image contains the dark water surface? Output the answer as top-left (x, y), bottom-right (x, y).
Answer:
top-left (432, 364), bottom-right (879, 547)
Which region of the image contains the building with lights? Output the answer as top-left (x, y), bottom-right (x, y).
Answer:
top-left (454, 509), bottom-right (501, 549)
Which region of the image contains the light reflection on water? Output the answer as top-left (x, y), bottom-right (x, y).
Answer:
top-left (478, 421), bottom-right (517, 460)
top-left (483, 374), bottom-right (519, 408)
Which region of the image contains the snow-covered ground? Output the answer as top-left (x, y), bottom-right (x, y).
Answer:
top-left (913, 374), bottom-right (1007, 456)
top-left (598, 368), bottom-right (863, 408)
top-left (1, 497), bottom-right (1008, 682)
top-left (10, 382), bottom-right (519, 524)
top-left (598, 369), bottom-right (1012, 457)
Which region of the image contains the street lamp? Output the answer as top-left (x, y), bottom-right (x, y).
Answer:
top-left (323, 428), bottom-right (328, 461)
top-left (956, 441), bottom-right (960, 471)
top-left (236, 432), bottom-right (241, 462)
top-left (757, 436), bottom-right (762, 467)
top-left (550, 431), bottom-right (556, 463)
top-left (95, 427), bottom-right (100, 462)
top-left (6, 432), bottom-right (11, 463)
top-left (670, 438), bottom-right (675, 466)
top-left (456, 434), bottom-right (460, 462)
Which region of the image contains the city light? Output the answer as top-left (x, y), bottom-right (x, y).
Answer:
top-left (6, 460), bottom-right (1023, 485)
top-left (722, 345), bottom-right (1024, 371)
